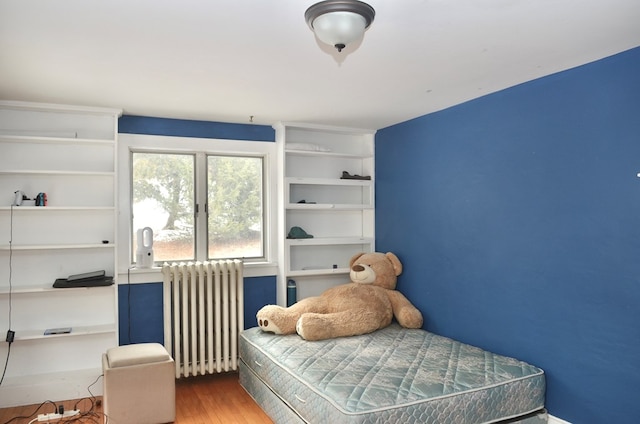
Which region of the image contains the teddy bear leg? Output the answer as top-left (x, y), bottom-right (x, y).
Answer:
top-left (257, 297), bottom-right (330, 335)
top-left (296, 309), bottom-right (389, 341)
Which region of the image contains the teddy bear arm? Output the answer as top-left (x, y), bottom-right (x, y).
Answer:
top-left (387, 290), bottom-right (424, 329)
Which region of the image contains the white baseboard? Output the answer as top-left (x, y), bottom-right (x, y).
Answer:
top-left (0, 368), bottom-right (102, 408)
top-left (548, 414), bottom-right (572, 424)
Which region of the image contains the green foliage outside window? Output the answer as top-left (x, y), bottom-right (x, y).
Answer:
top-left (132, 152), bottom-right (263, 262)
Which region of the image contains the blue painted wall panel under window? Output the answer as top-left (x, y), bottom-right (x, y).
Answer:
top-left (375, 47), bottom-right (640, 424)
top-left (118, 282), bottom-right (164, 345)
top-left (118, 276), bottom-right (276, 345)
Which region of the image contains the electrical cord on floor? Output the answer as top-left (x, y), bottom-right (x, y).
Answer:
top-left (2, 400), bottom-right (58, 424)
top-left (2, 375), bottom-right (107, 423)
top-left (55, 374), bottom-right (106, 423)
top-left (71, 374), bottom-right (106, 423)
top-left (86, 374), bottom-right (101, 403)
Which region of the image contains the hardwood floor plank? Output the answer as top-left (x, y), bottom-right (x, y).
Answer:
top-left (0, 372), bottom-right (272, 424)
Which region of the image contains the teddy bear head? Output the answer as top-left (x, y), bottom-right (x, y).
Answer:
top-left (349, 251), bottom-right (403, 290)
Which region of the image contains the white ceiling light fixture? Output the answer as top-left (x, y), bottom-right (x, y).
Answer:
top-left (305, 0), bottom-right (375, 53)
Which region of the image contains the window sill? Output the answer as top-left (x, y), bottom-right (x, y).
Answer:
top-left (118, 261), bottom-right (277, 284)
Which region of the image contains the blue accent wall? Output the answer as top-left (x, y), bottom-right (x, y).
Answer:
top-left (118, 276), bottom-right (277, 345)
top-left (375, 46), bottom-right (640, 424)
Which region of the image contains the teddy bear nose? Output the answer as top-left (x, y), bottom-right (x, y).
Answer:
top-left (352, 265), bottom-right (365, 272)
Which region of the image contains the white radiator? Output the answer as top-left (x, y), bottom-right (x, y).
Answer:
top-left (161, 260), bottom-right (244, 378)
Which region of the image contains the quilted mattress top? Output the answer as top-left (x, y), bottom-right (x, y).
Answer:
top-left (240, 324), bottom-right (545, 422)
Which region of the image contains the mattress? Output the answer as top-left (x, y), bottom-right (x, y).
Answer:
top-left (239, 324), bottom-right (545, 424)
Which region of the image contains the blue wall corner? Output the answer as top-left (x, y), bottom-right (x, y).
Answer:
top-left (375, 46), bottom-right (640, 423)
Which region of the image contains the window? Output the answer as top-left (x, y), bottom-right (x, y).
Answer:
top-left (132, 152), bottom-right (265, 263)
top-left (117, 134), bottom-right (278, 272)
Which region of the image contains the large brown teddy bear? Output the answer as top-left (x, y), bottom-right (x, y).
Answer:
top-left (256, 251), bottom-right (423, 341)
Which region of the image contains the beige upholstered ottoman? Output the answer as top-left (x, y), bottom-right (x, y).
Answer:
top-left (102, 343), bottom-right (175, 424)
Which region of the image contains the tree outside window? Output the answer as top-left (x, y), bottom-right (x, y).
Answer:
top-left (132, 152), bottom-right (264, 263)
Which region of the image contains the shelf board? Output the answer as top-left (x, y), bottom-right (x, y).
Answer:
top-left (13, 324), bottom-right (116, 341)
top-left (0, 170), bottom-right (114, 176)
top-left (286, 236), bottom-right (373, 246)
top-left (0, 206), bottom-right (114, 212)
top-left (0, 243), bottom-right (115, 251)
top-left (0, 99), bottom-right (122, 115)
top-left (285, 149), bottom-right (373, 159)
top-left (288, 268), bottom-right (350, 277)
top-left (0, 134), bottom-right (115, 145)
top-left (276, 121), bottom-right (376, 135)
top-left (0, 284), bottom-right (114, 295)
top-left (287, 203), bottom-right (373, 210)
top-left (286, 177), bottom-right (372, 186)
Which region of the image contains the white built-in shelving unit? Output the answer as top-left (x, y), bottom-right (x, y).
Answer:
top-left (0, 100), bottom-right (122, 407)
top-left (274, 122), bottom-right (376, 305)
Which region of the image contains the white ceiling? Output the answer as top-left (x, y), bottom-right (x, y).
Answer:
top-left (1, 0), bottom-right (639, 130)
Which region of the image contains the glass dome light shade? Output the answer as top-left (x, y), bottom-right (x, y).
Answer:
top-left (311, 11), bottom-right (367, 50)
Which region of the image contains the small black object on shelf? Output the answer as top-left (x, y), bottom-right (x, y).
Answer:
top-left (340, 171), bottom-right (371, 180)
top-left (53, 270), bottom-right (113, 288)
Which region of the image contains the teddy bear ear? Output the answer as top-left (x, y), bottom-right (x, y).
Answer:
top-left (385, 252), bottom-right (403, 276)
top-left (349, 252), bottom-right (365, 267)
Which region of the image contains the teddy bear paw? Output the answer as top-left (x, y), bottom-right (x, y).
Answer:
top-left (258, 316), bottom-right (284, 334)
top-left (256, 305), bottom-right (296, 334)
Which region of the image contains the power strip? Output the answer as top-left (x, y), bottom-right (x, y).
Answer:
top-left (37, 410), bottom-right (80, 421)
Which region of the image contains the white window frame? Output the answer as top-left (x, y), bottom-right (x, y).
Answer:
top-left (118, 133), bottom-right (278, 279)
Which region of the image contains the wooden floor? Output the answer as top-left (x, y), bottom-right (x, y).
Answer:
top-left (0, 372), bottom-right (273, 424)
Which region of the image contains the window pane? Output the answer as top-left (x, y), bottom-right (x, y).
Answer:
top-left (207, 155), bottom-right (263, 259)
top-left (132, 152), bottom-right (195, 262)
